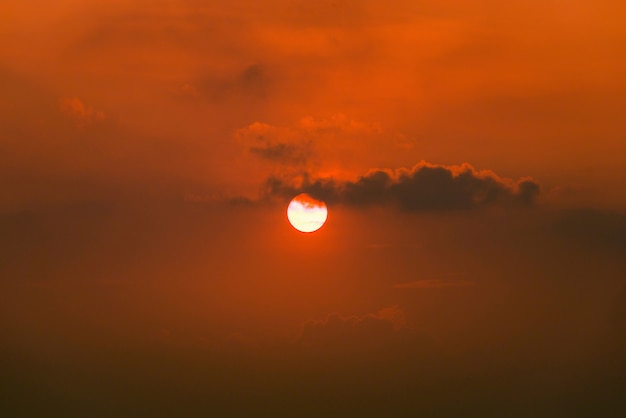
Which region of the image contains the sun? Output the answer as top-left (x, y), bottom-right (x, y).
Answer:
top-left (287, 193), bottom-right (328, 233)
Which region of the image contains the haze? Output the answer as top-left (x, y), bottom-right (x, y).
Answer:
top-left (1, 1), bottom-right (625, 416)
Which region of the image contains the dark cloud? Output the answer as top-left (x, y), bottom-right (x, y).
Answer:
top-left (174, 64), bottom-right (275, 105)
top-left (192, 63), bottom-right (274, 103)
top-left (236, 115), bottom-right (379, 171)
top-left (250, 142), bottom-right (310, 165)
top-left (266, 161), bottom-right (540, 210)
top-left (2, 202), bottom-right (626, 417)
top-left (553, 208), bottom-right (626, 250)
top-left (239, 64), bottom-right (269, 98)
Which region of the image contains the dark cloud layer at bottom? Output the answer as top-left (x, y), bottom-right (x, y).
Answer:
top-left (2, 313), bottom-right (623, 418)
top-left (2, 201), bottom-right (625, 417)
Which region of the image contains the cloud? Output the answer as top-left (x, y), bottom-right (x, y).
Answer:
top-left (176, 64), bottom-right (275, 104)
top-left (239, 122), bottom-right (313, 166)
top-left (394, 279), bottom-right (476, 289)
top-left (296, 113), bottom-right (381, 136)
top-left (235, 115), bottom-right (381, 176)
top-left (298, 306), bottom-right (409, 350)
top-left (265, 161), bottom-right (540, 210)
top-left (238, 64), bottom-right (269, 98)
top-left (59, 97), bottom-right (105, 125)
top-left (249, 142), bottom-right (309, 165)
top-left (203, 63), bottom-right (273, 101)
top-left (235, 121), bottom-right (313, 168)
top-left (553, 209), bottom-right (626, 250)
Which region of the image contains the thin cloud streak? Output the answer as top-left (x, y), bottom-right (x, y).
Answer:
top-left (394, 279), bottom-right (477, 289)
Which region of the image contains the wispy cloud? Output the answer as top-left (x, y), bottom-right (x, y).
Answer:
top-left (60, 97), bottom-right (105, 126)
top-left (394, 279), bottom-right (476, 289)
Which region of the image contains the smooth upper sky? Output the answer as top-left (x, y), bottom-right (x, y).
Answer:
top-left (1, 1), bottom-right (625, 416)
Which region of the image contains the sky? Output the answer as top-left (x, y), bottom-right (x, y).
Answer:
top-left (1, 1), bottom-right (626, 416)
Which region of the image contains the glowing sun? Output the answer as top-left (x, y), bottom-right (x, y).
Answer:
top-left (287, 193), bottom-right (328, 233)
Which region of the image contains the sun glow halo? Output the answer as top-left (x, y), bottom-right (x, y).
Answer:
top-left (287, 193), bottom-right (328, 233)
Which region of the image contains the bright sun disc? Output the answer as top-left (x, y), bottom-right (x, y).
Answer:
top-left (287, 193), bottom-right (328, 233)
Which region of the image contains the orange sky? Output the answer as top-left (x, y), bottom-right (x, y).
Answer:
top-left (1, 1), bottom-right (626, 416)
top-left (2, 0), bottom-right (626, 208)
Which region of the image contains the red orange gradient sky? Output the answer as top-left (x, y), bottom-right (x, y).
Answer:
top-left (1, 1), bottom-right (626, 416)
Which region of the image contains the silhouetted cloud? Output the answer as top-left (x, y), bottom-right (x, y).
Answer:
top-left (265, 161), bottom-right (540, 210)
